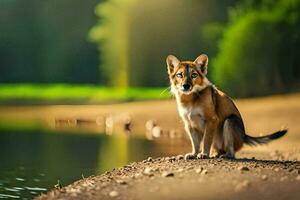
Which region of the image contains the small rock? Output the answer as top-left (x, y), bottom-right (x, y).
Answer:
top-left (201, 169), bottom-right (208, 175)
top-left (261, 175), bottom-right (268, 180)
top-left (163, 157), bottom-right (169, 161)
top-left (145, 120), bottom-right (156, 131)
top-left (68, 188), bottom-right (81, 194)
top-left (143, 167), bottom-right (154, 176)
top-left (152, 126), bottom-right (162, 138)
top-left (116, 179), bottom-right (127, 185)
top-left (195, 168), bottom-right (203, 174)
top-left (238, 166), bottom-right (249, 171)
top-left (134, 173), bottom-right (142, 179)
top-left (235, 180), bottom-right (250, 192)
top-left (109, 191), bottom-right (119, 197)
top-left (177, 168), bottom-right (184, 173)
top-left (177, 155), bottom-right (184, 160)
top-left (296, 175), bottom-right (300, 181)
top-left (162, 171), bottom-right (174, 177)
top-left (147, 157), bottom-right (153, 162)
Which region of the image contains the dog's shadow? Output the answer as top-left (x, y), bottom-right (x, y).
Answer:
top-left (218, 157), bottom-right (300, 166)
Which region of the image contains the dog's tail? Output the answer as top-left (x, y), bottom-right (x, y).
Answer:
top-left (244, 129), bottom-right (287, 145)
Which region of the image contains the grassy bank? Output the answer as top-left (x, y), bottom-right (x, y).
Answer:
top-left (0, 84), bottom-right (170, 103)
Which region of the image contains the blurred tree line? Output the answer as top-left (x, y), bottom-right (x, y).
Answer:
top-left (0, 0), bottom-right (100, 84)
top-left (90, 0), bottom-right (300, 96)
top-left (89, 0), bottom-right (238, 87)
top-left (1, 0), bottom-right (299, 97)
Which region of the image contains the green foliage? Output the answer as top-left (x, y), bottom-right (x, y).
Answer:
top-left (212, 0), bottom-right (300, 97)
top-left (0, 84), bottom-right (170, 102)
top-left (0, 0), bottom-right (100, 84)
top-left (89, 0), bottom-right (238, 88)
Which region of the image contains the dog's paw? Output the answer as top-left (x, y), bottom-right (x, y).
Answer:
top-left (219, 153), bottom-right (235, 160)
top-left (197, 153), bottom-right (209, 159)
top-left (214, 153), bottom-right (225, 158)
top-left (211, 154), bottom-right (221, 159)
top-left (184, 153), bottom-right (197, 160)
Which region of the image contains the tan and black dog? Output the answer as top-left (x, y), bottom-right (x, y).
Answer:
top-left (166, 54), bottom-right (287, 159)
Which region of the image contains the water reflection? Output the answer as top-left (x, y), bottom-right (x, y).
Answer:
top-left (0, 130), bottom-right (189, 199)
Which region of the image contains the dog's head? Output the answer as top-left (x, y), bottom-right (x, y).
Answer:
top-left (166, 54), bottom-right (210, 95)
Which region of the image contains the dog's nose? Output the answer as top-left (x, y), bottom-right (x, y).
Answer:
top-left (182, 84), bottom-right (191, 91)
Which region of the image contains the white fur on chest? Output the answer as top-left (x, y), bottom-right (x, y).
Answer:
top-left (177, 103), bottom-right (205, 131)
top-left (178, 104), bottom-right (203, 119)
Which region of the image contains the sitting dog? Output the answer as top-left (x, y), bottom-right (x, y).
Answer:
top-left (166, 54), bottom-right (287, 159)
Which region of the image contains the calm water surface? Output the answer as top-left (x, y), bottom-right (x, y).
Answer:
top-left (0, 130), bottom-right (185, 199)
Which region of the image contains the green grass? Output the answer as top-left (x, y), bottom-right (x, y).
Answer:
top-left (0, 84), bottom-right (171, 102)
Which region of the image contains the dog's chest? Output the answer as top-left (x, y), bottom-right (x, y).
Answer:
top-left (178, 104), bottom-right (205, 129)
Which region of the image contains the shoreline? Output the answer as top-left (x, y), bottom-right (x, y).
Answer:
top-left (36, 155), bottom-right (300, 200)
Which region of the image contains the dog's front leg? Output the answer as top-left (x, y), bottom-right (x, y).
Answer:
top-left (184, 124), bottom-right (202, 160)
top-left (198, 120), bottom-right (217, 159)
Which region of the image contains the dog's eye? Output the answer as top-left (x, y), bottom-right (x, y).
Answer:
top-left (191, 73), bottom-right (198, 79)
top-left (176, 73), bottom-right (183, 78)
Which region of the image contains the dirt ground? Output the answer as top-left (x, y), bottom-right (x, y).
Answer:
top-left (1, 93), bottom-right (300, 200)
top-left (36, 156), bottom-right (300, 200)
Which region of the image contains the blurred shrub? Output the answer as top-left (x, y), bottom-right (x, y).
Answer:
top-left (212, 0), bottom-right (300, 97)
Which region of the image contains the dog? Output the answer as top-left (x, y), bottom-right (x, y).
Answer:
top-left (166, 54), bottom-right (287, 159)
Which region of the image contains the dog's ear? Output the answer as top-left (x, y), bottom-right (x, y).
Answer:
top-left (166, 55), bottom-right (180, 75)
top-left (194, 54), bottom-right (208, 75)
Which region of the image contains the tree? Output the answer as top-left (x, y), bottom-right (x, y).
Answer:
top-left (212, 0), bottom-right (300, 97)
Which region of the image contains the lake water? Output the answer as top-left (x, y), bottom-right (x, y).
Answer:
top-left (0, 130), bottom-right (187, 199)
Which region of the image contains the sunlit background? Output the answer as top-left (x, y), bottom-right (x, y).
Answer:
top-left (0, 0), bottom-right (300, 199)
top-left (1, 0), bottom-right (299, 99)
